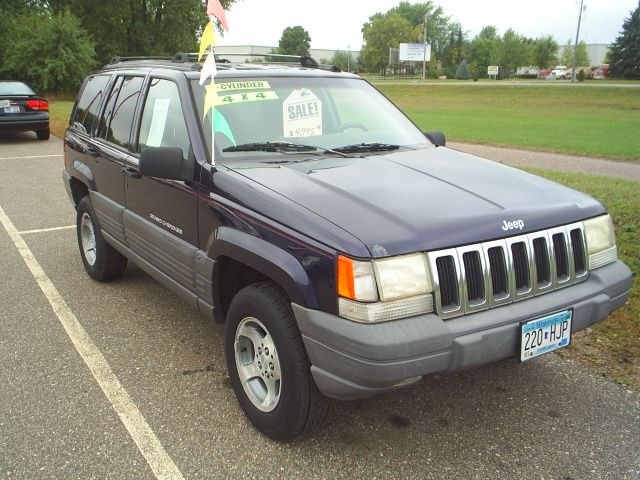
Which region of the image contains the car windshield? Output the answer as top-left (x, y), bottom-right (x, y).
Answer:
top-left (0, 82), bottom-right (35, 96)
top-left (191, 76), bottom-right (430, 161)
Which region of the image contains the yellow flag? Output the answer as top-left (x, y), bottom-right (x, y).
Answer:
top-left (203, 83), bottom-right (219, 117)
top-left (198, 21), bottom-right (216, 61)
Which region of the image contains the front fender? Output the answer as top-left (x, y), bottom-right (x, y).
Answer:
top-left (69, 159), bottom-right (97, 192)
top-left (210, 226), bottom-right (318, 309)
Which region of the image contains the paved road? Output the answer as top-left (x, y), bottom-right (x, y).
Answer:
top-left (1, 132), bottom-right (639, 479)
top-left (449, 142), bottom-right (640, 181)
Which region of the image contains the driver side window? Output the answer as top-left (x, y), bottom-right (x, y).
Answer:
top-left (137, 79), bottom-right (190, 159)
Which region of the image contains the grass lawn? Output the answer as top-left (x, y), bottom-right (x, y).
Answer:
top-left (377, 85), bottom-right (640, 161)
top-left (523, 168), bottom-right (639, 391)
top-left (49, 100), bottom-right (74, 139)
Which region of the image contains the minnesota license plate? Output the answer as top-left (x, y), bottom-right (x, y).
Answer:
top-left (520, 310), bottom-right (572, 361)
top-left (0, 100), bottom-right (10, 108)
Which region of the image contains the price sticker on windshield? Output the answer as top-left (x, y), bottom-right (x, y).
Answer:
top-left (283, 88), bottom-right (322, 138)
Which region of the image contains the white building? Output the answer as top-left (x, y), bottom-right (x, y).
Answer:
top-left (214, 45), bottom-right (360, 66)
top-left (558, 43), bottom-right (610, 66)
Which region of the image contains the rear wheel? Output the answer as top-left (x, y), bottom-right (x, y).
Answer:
top-left (36, 128), bottom-right (50, 140)
top-left (225, 282), bottom-right (330, 441)
top-left (76, 196), bottom-right (127, 281)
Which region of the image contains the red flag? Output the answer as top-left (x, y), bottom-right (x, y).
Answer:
top-left (207, 0), bottom-right (229, 31)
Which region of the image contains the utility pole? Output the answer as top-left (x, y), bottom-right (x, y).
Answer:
top-left (347, 45), bottom-right (351, 72)
top-left (422, 13), bottom-right (428, 79)
top-left (571, 0), bottom-right (585, 83)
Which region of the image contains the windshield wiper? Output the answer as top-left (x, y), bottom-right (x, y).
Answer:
top-left (223, 141), bottom-right (348, 157)
top-left (330, 142), bottom-right (401, 154)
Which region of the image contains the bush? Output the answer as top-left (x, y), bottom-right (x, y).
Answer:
top-left (578, 68), bottom-right (585, 82)
top-left (6, 9), bottom-right (96, 93)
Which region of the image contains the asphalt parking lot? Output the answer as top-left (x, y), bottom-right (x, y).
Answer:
top-left (1, 132), bottom-right (639, 480)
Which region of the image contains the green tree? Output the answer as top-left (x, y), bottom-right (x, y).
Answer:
top-left (275, 25), bottom-right (311, 56)
top-left (469, 26), bottom-right (500, 78)
top-left (330, 51), bottom-right (353, 71)
top-left (532, 35), bottom-right (558, 69)
top-left (456, 59), bottom-right (471, 79)
top-left (499, 29), bottom-right (531, 76)
top-left (6, 9), bottom-right (95, 92)
top-left (609, 3), bottom-right (640, 78)
top-left (361, 13), bottom-right (417, 72)
top-left (561, 40), bottom-right (589, 67)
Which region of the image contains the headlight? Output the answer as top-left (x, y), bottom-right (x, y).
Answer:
top-left (584, 214), bottom-right (617, 269)
top-left (373, 253), bottom-right (431, 300)
top-left (337, 253), bottom-right (433, 323)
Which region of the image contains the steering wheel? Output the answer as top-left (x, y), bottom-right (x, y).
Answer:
top-left (336, 122), bottom-right (369, 132)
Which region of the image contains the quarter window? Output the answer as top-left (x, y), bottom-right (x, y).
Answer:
top-left (137, 79), bottom-right (190, 159)
top-left (72, 75), bottom-right (111, 134)
top-left (102, 76), bottom-right (144, 149)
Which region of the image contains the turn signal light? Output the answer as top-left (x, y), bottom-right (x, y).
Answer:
top-left (26, 99), bottom-right (48, 111)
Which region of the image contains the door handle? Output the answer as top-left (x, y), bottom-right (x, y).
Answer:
top-left (86, 146), bottom-right (101, 157)
top-left (122, 167), bottom-right (142, 179)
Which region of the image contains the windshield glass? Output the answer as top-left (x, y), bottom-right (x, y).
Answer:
top-left (0, 82), bottom-right (36, 96)
top-left (191, 77), bottom-right (429, 161)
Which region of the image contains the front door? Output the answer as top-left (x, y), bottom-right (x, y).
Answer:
top-left (123, 76), bottom-right (200, 294)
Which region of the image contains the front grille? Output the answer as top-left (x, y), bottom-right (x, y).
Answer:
top-left (428, 222), bottom-right (588, 318)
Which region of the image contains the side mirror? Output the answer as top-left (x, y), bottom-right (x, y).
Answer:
top-left (425, 131), bottom-right (446, 147)
top-left (139, 147), bottom-right (193, 181)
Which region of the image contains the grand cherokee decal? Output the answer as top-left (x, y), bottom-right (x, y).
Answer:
top-left (150, 214), bottom-right (183, 235)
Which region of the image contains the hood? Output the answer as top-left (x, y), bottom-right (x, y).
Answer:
top-left (225, 146), bottom-right (605, 258)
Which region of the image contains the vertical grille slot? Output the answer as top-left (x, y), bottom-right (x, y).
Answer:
top-left (570, 228), bottom-right (587, 276)
top-left (511, 242), bottom-right (530, 293)
top-left (487, 246), bottom-right (508, 297)
top-left (462, 251), bottom-right (485, 304)
top-left (553, 233), bottom-right (569, 281)
top-left (532, 237), bottom-right (551, 286)
top-left (436, 256), bottom-right (460, 310)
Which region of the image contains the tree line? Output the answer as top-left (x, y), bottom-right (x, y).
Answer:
top-left (0, 0), bottom-right (637, 93)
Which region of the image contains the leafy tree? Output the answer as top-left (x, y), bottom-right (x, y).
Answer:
top-left (5, 9), bottom-right (95, 92)
top-left (561, 40), bottom-right (589, 67)
top-left (499, 29), bottom-right (531, 76)
top-left (361, 13), bottom-right (417, 72)
top-left (275, 25), bottom-right (311, 57)
top-left (469, 26), bottom-right (500, 78)
top-left (456, 59), bottom-right (471, 79)
top-left (330, 51), bottom-right (353, 71)
top-left (532, 35), bottom-right (558, 69)
top-left (609, 3), bottom-right (640, 78)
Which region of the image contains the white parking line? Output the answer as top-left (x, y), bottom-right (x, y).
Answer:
top-left (0, 154), bottom-right (64, 160)
top-left (0, 205), bottom-right (185, 480)
top-left (19, 225), bottom-right (76, 235)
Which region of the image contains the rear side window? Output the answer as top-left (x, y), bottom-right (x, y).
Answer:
top-left (137, 79), bottom-right (190, 159)
top-left (72, 75), bottom-right (111, 134)
top-left (97, 76), bottom-right (144, 149)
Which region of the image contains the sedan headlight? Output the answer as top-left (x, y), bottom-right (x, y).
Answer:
top-left (583, 214), bottom-right (617, 269)
top-left (337, 253), bottom-right (433, 323)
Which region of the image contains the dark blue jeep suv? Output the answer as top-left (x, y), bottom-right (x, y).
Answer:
top-left (62, 54), bottom-right (632, 441)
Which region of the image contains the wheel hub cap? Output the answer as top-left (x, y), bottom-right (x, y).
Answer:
top-left (80, 212), bottom-right (97, 266)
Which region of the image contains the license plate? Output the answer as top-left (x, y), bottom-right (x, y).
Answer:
top-left (0, 100), bottom-right (9, 108)
top-left (520, 310), bottom-right (572, 361)
top-left (3, 106), bottom-right (20, 113)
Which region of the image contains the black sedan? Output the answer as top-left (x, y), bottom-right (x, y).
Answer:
top-left (0, 81), bottom-right (50, 140)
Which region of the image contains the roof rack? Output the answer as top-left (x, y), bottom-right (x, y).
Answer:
top-left (106, 52), bottom-right (342, 72)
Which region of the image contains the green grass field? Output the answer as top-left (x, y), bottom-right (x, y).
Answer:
top-left (377, 85), bottom-right (640, 161)
top-left (49, 100), bottom-right (74, 139)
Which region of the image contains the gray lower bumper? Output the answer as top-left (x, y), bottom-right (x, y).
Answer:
top-left (293, 260), bottom-right (632, 400)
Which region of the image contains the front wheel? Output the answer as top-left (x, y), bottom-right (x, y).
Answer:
top-left (225, 282), bottom-right (330, 441)
top-left (76, 196), bottom-right (127, 282)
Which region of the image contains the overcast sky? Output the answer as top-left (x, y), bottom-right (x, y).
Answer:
top-left (217, 0), bottom-right (637, 50)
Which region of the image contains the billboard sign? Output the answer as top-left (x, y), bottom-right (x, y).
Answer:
top-left (488, 65), bottom-right (499, 75)
top-left (399, 43), bottom-right (431, 62)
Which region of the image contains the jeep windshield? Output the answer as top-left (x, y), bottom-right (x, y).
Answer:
top-left (191, 77), bottom-right (430, 161)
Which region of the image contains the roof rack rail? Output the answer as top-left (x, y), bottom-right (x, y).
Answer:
top-left (108, 56), bottom-right (174, 65)
top-left (175, 52), bottom-right (342, 72)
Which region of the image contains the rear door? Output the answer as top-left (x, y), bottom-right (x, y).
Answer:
top-left (123, 74), bottom-right (201, 295)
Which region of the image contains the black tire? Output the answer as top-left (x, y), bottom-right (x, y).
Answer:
top-left (36, 128), bottom-right (50, 140)
top-left (76, 196), bottom-right (127, 282)
top-left (225, 282), bottom-right (330, 441)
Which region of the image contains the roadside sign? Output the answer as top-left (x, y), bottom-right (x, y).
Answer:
top-left (399, 43), bottom-right (431, 62)
top-left (488, 65), bottom-right (499, 76)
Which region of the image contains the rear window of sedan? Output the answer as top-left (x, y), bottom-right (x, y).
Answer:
top-left (0, 82), bottom-right (36, 96)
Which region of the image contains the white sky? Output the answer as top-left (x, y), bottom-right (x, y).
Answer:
top-left (217, 0), bottom-right (637, 50)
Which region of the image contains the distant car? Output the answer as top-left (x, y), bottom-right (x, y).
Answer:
top-left (0, 81), bottom-right (50, 140)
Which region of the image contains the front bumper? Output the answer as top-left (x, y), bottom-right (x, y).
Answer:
top-left (293, 260), bottom-right (632, 400)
